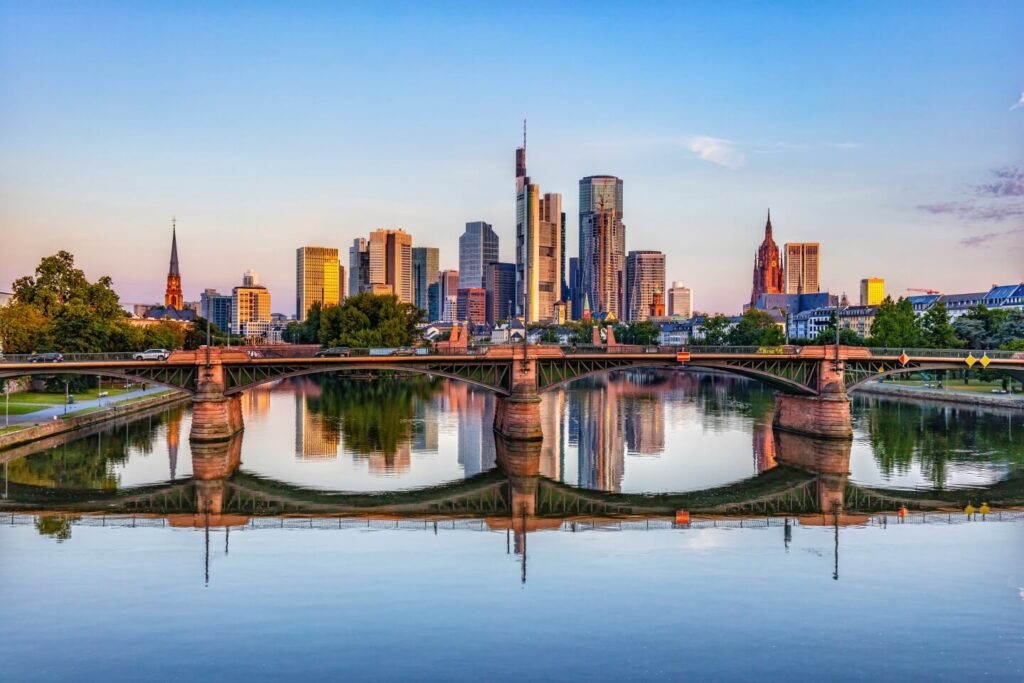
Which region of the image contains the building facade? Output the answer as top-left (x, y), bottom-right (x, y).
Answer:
top-left (164, 221), bottom-right (184, 310)
top-left (348, 238), bottom-right (369, 297)
top-left (750, 211), bottom-right (785, 306)
top-left (458, 222), bottom-right (498, 290)
top-left (515, 133), bottom-right (562, 323)
top-left (295, 246), bottom-right (341, 321)
top-left (484, 262), bottom-right (516, 325)
top-left (456, 288), bottom-right (487, 325)
top-left (625, 250), bottom-right (666, 322)
top-left (859, 277), bottom-right (885, 306)
top-left (579, 175), bottom-right (625, 319)
top-left (784, 242), bottom-right (820, 295)
top-left (368, 229), bottom-right (413, 303)
top-left (667, 281), bottom-right (693, 318)
top-left (231, 270), bottom-right (271, 336)
top-left (200, 288), bottom-right (232, 333)
top-left (412, 247), bottom-right (439, 313)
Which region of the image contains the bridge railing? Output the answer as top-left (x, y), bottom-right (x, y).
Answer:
top-left (866, 347), bottom-right (1016, 359)
top-left (0, 352), bottom-right (139, 363)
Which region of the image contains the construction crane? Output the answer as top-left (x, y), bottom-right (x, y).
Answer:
top-left (907, 288), bottom-right (941, 295)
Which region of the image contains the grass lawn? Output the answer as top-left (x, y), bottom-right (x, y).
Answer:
top-left (7, 386), bottom-right (135, 405)
top-left (2, 403), bottom-right (46, 415)
top-left (0, 425), bottom-right (27, 435)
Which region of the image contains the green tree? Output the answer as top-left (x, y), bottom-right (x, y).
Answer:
top-left (616, 320), bottom-right (661, 345)
top-left (183, 317), bottom-right (219, 350)
top-left (0, 302), bottom-right (51, 353)
top-left (726, 310), bottom-right (785, 346)
top-left (919, 301), bottom-right (961, 349)
top-left (869, 297), bottom-right (920, 348)
top-left (698, 314), bottom-right (730, 345)
top-left (318, 293), bottom-right (422, 348)
top-left (953, 305), bottom-right (1011, 349)
top-left (284, 302), bottom-right (323, 343)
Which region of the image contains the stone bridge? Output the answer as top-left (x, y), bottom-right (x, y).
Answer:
top-left (2, 345), bottom-right (1021, 443)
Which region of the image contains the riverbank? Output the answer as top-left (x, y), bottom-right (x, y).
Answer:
top-left (0, 390), bottom-right (189, 451)
top-left (854, 382), bottom-right (1024, 409)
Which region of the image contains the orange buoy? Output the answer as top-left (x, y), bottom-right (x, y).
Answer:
top-left (675, 510), bottom-right (690, 525)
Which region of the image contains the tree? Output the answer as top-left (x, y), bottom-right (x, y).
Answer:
top-left (616, 320), bottom-right (661, 345)
top-left (815, 327), bottom-right (868, 346)
top-left (699, 314), bottom-right (730, 345)
top-left (953, 305), bottom-right (1011, 349)
top-left (318, 293), bottom-right (423, 348)
top-left (284, 302), bottom-right (322, 344)
top-left (727, 310), bottom-right (785, 346)
top-left (869, 297), bottom-right (920, 348)
top-left (183, 317), bottom-right (219, 350)
top-left (0, 302), bottom-right (50, 353)
top-left (919, 301), bottom-right (961, 349)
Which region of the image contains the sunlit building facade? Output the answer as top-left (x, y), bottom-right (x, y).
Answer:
top-left (784, 242), bottom-right (820, 295)
top-left (515, 131), bottom-right (562, 322)
top-left (368, 229), bottom-right (413, 303)
top-left (667, 281), bottom-right (693, 318)
top-left (625, 250), bottom-right (665, 322)
top-left (231, 270), bottom-right (271, 336)
top-left (859, 277), bottom-right (885, 306)
top-left (458, 222), bottom-right (498, 290)
top-left (296, 246), bottom-right (341, 321)
top-left (579, 175), bottom-right (625, 319)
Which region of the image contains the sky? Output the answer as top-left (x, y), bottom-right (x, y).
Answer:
top-left (1, 0), bottom-right (1022, 315)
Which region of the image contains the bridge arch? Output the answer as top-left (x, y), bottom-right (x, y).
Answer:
top-left (0, 367), bottom-right (197, 395)
top-left (221, 363), bottom-right (512, 396)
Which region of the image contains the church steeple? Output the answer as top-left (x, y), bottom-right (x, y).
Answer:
top-left (164, 219), bottom-right (184, 310)
top-left (765, 209), bottom-right (773, 238)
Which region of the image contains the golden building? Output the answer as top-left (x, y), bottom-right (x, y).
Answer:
top-left (296, 246), bottom-right (341, 321)
top-left (859, 277), bottom-right (885, 306)
top-left (784, 242), bottom-right (820, 295)
top-left (368, 229), bottom-right (413, 303)
top-left (231, 270), bottom-right (271, 335)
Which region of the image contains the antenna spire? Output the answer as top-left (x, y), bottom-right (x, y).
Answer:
top-left (523, 118), bottom-right (527, 151)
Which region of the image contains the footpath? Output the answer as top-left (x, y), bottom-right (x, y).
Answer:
top-left (854, 382), bottom-right (1024, 409)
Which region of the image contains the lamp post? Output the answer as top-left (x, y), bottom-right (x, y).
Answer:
top-left (4, 381), bottom-right (8, 428)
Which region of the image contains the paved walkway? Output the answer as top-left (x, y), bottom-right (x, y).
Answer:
top-left (2, 388), bottom-right (160, 426)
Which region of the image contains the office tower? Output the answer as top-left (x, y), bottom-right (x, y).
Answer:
top-left (427, 282), bottom-right (440, 322)
top-left (295, 246), bottom-right (340, 321)
top-left (439, 269), bottom-right (459, 322)
top-left (339, 264), bottom-right (346, 300)
top-left (579, 175), bottom-right (625, 319)
top-left (484, 262), bottom-right (517, 325)
top-left (231, 270), bottom-right (271, 336)
top-left (860, 277), bottom-right (885, 306)
top-left (348, 238), bottom-right (369, 296)
top-left (667, 281), bottom-right (693, 318)
top-left (560, 211), bottom-right (568, 301)
top-left (750, 210), bottom-right (785, 306)
top-left (458, 222), bottom-right (498, 290)
top-left (515, 124), bottom-right (563, 322)
top-left (412, 247), bottom-right (439, 312)
top-left (625, 250), bottom-right (666, 322)
top-left (164, 220), bottom-right (184, 310)
top-left (368, 228), bottom-right (413, 303)
top-left (784, 242), bottom-right (821, 294)
top-left (568, 256), bottom-right (580, 319)
top-left (456, 288), bottom-right (487, 325)
top-left (200, 288), bottom-right (232, 333)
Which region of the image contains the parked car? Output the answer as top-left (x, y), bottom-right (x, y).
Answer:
top-left (394, 346), bottom-right (416, 356)
top-left (133, 348), bottom-right (170, 361)
top-left (28, 352), bottom-right (63, 363)
top-left (315, 347), bottom-right (351, 358)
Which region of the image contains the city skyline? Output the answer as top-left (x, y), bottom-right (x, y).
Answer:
top-left (2, 2), bottom-right (1022, 314)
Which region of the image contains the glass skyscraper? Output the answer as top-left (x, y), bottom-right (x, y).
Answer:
top-left (579, 175), bottom-right (625, 319)
top-left (412, 246), bottom-right (439, 312)
top-left (458, 221), bottom-right (498, 290)
top-left (296, 246), bottom-right (341, 321)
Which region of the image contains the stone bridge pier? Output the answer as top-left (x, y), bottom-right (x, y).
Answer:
top-left (189, 347), bottom-right (244, 443)
top-left (774, 430), bottom-right (851, 512)
top-left (772, 348), bottom-right (858, 440)
top-left (492, 350), bottom-right (544, 441)
top-left (190, 435), bottom-right (244, 516)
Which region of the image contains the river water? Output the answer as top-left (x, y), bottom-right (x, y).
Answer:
top-left (1, 371), bottom-right (1022, 681)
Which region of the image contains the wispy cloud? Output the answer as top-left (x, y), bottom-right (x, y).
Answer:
top-left (960, 226), bottom-right (1024, 247)
top-left (1012, 92), bottom-right (1024, 110)
top-left (752, 141), bottom-right (861, 154)
top-left (974, 166), bottom-right (1024, 197)
top-left (918, 201), bottom-right (1024, 221)
top-left (687, 136), bottom-right (745, 169)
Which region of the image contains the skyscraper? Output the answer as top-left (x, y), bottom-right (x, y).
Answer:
top-left (625, 250), bottom-right (666, 322)
top-left (348, 238), bottom-right (369, 297)
top-left (568, 256), bottom-right (580, 319)
top-left (456, 288), bottom-right (487, 325)
top-left (667, 281), bottom-right (693, 318)
top-left (368, 228), bottom-right (413, 303)
top-left (484, 262), bottom-right (516, 325)
top-left (439, 269), bottom-right (460, 322)
top-left (579, 175), bottom-right (625, 319)
top-left (164, 219), bottom-right (184, 310)
top-left (200, 288), bottom-right (232, 333)
top-left (860, 277), bottom-right (885, 306)
top-left (750, 211), bottom-right (785, 306)
top-left (784, 242), bottom-right (821, 295)
top-left (232, 270), bottom-right (271, 337)
top-left (458, 222), bottom-right (498, 290)
top-left (515, 124), bottom-right (562, 322)
top-left (296, 246), bottom-right (341, 321)
top-left (412, 247), bottom-right (439, 312)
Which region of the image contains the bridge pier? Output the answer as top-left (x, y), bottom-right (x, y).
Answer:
top-left (493, 354), bottom-right (543, 441)
top-left (772, 354), bottom-right (853, 439)
top-left (774, 430), bottom-right (851, 512)
top-left (190, 436), bottom-right (243, 515)
top-left (189, 347), bottom-right (245, 442)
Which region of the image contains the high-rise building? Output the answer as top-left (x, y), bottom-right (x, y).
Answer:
top-left (860, 277), bottom-right (885, 306)
top-left (560, 210), bottom-right (568, 302)
top-left (348, 238), bottom-right (369, 297)
top-left (667, 281), bottom-right (693, 318)
top-left (458, 222), bottom-right (498, 290)
top-left (750, 211), bottom-right (785, 306)
top-left (439, 269), bottom-right (459, 322)
top-left (579, 175), bottom-right (625, 319)
top-left (456, 288), bottom-right (487, 325)
top-left (296, 246), bottom-right (341, 321)
top-left (412, 247), bottom-right (439, 312)
top-left (164, 220), bottom-right (184, 310)
top-left (200, 288), bottom-right (232, 333)
top-left (568, 256), bottom-right (580, 320)
top-left (368, 229), bottom-right (413, 303)
top-left (484, 262), bottom-right (516, 325)
top-left (625, 250), bottom-right (666, 322)
top-left (515, 125), bottom-right (563, 322)
top-left (784, 242), bottom-right (821, 295)
top-left (427, 282), bottom-right (440, 322)
top-left (231, 270), bottom-right (271, 337)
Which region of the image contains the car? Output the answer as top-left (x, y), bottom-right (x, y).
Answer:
top-left (394, 346), bottom-right (416, 356)
top-left (133, 349), bottom-right (170, 361)
top-left (315, 347), bottom-right (351, 358)
top-left (28, 352), bottom-right (63, 363)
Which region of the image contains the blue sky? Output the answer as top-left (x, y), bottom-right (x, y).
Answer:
top-left (1, 0), bottom-right (1021, 314)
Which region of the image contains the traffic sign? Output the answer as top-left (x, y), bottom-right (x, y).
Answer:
top-left (676, 351), bottom-right (691, 363)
